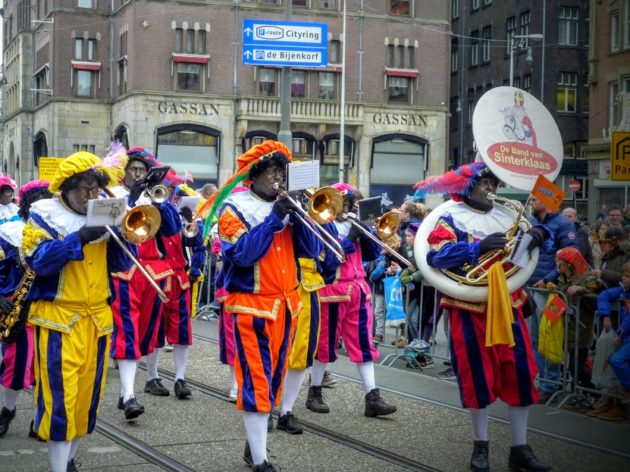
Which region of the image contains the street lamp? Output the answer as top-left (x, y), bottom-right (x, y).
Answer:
top-left (509, 34), bottom-right (543, 87)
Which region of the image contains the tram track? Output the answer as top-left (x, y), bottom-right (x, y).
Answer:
top-left (191, 331), bottom-right (630, 462)
top-left (94, 420), bottom-right (196, 472)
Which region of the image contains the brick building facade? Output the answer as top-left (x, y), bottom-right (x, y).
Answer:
top-left (1, 0), bottom-right (450, 207)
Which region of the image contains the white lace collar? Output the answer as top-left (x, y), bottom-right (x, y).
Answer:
top-left (444, 202), bottom-right (516, 240)
top-left (0, 219), bottom-right (24, 248)
top-left (224, 190), bottom-right (289, 228)
top-left (0, 203), bottom-right (19, 225)
top-left (29, 198), bottom-right (108, 244)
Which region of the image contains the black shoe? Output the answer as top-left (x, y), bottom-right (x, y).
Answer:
top-left (305, 386), bottom-right (329, 413)
top-left (0, 407), bottom-right (16, 437)
top-left (123, 396), bottom-right (145, 420)
top-left (509, 445), bottom-right (551, 472)
top-left (67, 458), bottom-right (81, 471)
top-left (276, 412), bottom-right (303, 435)
top-left (28, 420), bottom-right (45, 442)
top-left (252, 461), bottom-right (279, 472)
top-left (243, 441), bottom-right (253, 467)
top-left (174, 379), bottom-right (192, 399)
top-left (470, 440), bottom-right (489, 472)
top-left (117, 396), bottom-right (124, 410)
top-left (267, 414), bottom-right (273, 432)
top-left (144, 378), bottom-right (170, 396)
top-left (364, 388), bottom-right (397, 417)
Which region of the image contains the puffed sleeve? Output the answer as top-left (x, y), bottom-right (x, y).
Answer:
top-left (426, 216), bottom-right (479, 270)
top-left (106, 227), bottom-right (136, 273)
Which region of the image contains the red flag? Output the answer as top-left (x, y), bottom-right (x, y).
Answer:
top-left (531, 174), bottom-right (566, 213)
top-left (542, 294), bottom-right (567, 324)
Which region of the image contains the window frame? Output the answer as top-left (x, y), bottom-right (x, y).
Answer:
top-left (610, 12), bottom-right (621, 52)
top-left (258, 68), bottom-right (278, 97)
top-left (175, 62), bottom-right (203, 93)
top-left (76, 70), bottom-right (94, 98)
top-left (387, 75), bottom-right (411, 104)
top-left (482, 26), bottom-right (491, 63)
top-left (319, 72), bottom-right (337, 100)
top-left (556, 71), bottom-right (578, 113)
top-left (558, 6), bottom-right (579, 46)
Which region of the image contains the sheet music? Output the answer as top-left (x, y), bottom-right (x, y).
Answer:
top-left (86, 198), bottom-right (126, 227)
top-left (287, 160), bottom-right (320, 192)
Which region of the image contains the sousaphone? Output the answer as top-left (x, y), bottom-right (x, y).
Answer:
top-left (414, 87), bottom-right (563, 302)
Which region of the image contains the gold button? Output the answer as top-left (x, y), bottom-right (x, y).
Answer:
top-left (276, 247), bottom-right (281, 251)
top-left (88, 260), bottom-right (93, 265)
top-left (281, 269), bottom-right (286, 274)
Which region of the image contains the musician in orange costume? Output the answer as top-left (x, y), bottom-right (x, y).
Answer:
top-left (205, 141), bottom-right (321, 472)
top-left (414, 162), bottom-right (551, 472)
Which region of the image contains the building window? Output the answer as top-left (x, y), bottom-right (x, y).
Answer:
top-left (118, 59), bottom-right (127, 94)
top-left (259, 68), bottom-right (277, 96)
top-left (293, 0), bottom-right (307, 6)
top-left (611, 12), bottom-right (620, 52)
top-left (120, 31), bottom-right (128, 56)
top-left (387, 45), bottom-right (395, 67)
top-left (34, 67), bottom-right (50, 106)
top-left (486, 82), bottom-right (493, 91)
top-left (610, 82), bottom-right (619, 127)
top-left (483, 0), bottom-right (491, 5)
top-left (467, 88), bottom-right (474, 125)
top-left (87, 39), bottom-right (96, 61)
top-left (73, 144), bottom-right (96, 153)
top-left (506, 16), bottom-right (516, 54)
top-left (625, 0), bottom-right (630, 48)
top-left (319, 0), bottom-right (337, 9)
top-left (559, 7), bottom-right (579, 46)
top-left (452, 0), bottom-right (459, 19)
top-left (319, 72), bottom-right (336, 99)
top-left (186, 30), bottom-right (194, 54)
top-left (556, 72), bottom-right (577, 113)
top-left (407, 46), bottom-right (415, 69)
top-left (390, 1), bottom-right (409, 16)
top-left (387, 76), bottom-right (409, 104)
top-left (76, 70), bottom-right (94, 97)
top-left (74, 39), bottom-right (83, 59)
top-left (482, 26), bottom-right (491, 63)
top-left (176, 63), bottom-right (201, 92)
top-left (513, 77), bottom-right (521, 88)
top-left (472, 0), bottom-right (480, 11)
top-left (520, 11), bottom-right (531, 46)
top-left (77, 0), bottom-right (93, 7)
top-left (329, 40), bottom-right (341, 64)
top-left (470, 30), bottom-right (479, 66)
top-left (451, 39), bottom-right (458, 73)
top-left (523, 73), bottom-right (531, 93)
top-left (291, 71), bottom-right (305, 98)
top-left (175, 28), bottom-right (183, 53)
top-left (197, 30), bottom-right (206, 55)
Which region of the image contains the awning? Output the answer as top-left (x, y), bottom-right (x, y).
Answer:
top-left (385, 68), bottom-right (419, 78)
top-left (172, 54), bottom-right (209, 64)
top-left (71, 61), bottom-right (101, 71)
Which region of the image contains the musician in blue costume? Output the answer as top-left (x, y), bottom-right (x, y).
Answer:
top-left (415, 162), bottom-right (551, 472)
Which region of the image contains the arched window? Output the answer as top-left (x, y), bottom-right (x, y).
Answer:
top-left (113, 125), bottom-right (129, 149)
top-left (33, 131), bottom-right (48, 167)
top-left (319, 134), bottom-right (355, 186)
top-left (156, 124), bottom-right (221, 185)
top-left (241, 130), bottom-right (277, 152)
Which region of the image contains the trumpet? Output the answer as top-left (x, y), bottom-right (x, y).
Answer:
top-left (272, 184), bottom-right (345, 262)
top-left (103, 189), bottom-right (169, 302)
top-left (146, 184), bottom-right (170, 204)
top-left (342, 211), bottom-right (415, 269)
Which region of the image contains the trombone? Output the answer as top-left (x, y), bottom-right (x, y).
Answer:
top-left (342, 210), bottom-right (415, 269)
top-left (272, 184), bottom-right (345, 262)
top-left (102, 189), bottom-right (169, 302)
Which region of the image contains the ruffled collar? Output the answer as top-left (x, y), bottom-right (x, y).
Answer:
top-left (225, 190), bottom-right (288, 228)
top-left (0, 203), bottom-right (19, 225)
top-left (334, 220), bottom-right (351, 239)
top-left (0, 219), bottom-right (24, 248)
top-left (444, 201), bottom-right (516, 240)
top-left (29, 198), bottom-right (108, 243)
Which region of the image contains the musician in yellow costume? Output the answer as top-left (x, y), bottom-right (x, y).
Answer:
top-left (21, 152), bottom-right (135, 472)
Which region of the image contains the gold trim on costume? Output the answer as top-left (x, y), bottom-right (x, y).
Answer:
top-left (254, 263), bottom-right (261, 294)
top-left (28, 313), bottom-right (81, 333)
top-left (225, 298), bottom-right (282, 320)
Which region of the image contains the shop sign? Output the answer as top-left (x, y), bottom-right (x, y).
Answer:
top-left (372, 113), bottom-right (427, 127)
top-left (157, 101), bottom-right (219, 116)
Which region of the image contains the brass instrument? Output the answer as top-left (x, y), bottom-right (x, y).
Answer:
top-left (147, 184), bottom-right (169, 204)
top-left (103, 189), bottom-right (169, 302)
top-left (456, 193), bottom-right (532, 285)
top-left (0, 269), bottom-right (35, 343)
top-left (272, 184), bottom-right (345, 262)
top-left (343, 210), bottom-right (415, 269)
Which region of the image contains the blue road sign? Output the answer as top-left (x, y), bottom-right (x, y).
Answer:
top-left (243, 19), bottom-right (328, 67)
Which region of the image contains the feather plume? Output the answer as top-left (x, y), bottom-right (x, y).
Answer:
top-left (93, 140), bottom-right (129, 186)
top-left (413, 162), bottom-right (487, 200)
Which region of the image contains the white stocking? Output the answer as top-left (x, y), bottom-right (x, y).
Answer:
top-left (3, 387), bottom-right (20, 411)
top-left (243, 411), bottom-right (268, 465)
top-left (356, 361), bottom-right (376, 393)
top-left (47, 440), bottom-right (71, 472)
top-left (117, 359), bottom-right (138, 402)
top-left (173, 344), bottom-right (190, 381)
top-left (280, 368), bottom-right (306, 415)
top-left (310, 360), bottom-right (327, 387)
top-left (69, 437), bottom-right (80, 460)
top-left (229, 365), bottom-right (238, 391)
top-left (470, 408), bottom-right (489, 441)
top-left (509, 405), bottom-right (530, 446)
top-left (145, 349), bottom-right (160, 381)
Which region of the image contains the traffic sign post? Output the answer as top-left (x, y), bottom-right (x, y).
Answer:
top-left (568, 179), bottom-right (580, 192)
top-left (611, 131), bottom-right (630, 181)
top-left (242, 19), bottom-right (328, 67)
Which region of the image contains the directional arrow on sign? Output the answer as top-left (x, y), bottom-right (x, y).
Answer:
top-left (244, 27), bottom-right (253, 37)
top-left (243, 50), bottom-right (252, 59)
